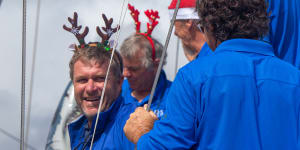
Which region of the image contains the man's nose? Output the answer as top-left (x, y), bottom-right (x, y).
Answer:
top-left (86, 80), bottom-right (98, 94)
top-left (174, 31), bottom-right (179, 37)
top-left (123, 68), bottom-right (131, 78)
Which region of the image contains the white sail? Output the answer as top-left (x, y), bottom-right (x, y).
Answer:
top-left (45, 81), bottom-right (81, 150)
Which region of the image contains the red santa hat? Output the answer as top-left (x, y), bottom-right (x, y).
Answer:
top-left (168, 0), bottom-right (199, 20)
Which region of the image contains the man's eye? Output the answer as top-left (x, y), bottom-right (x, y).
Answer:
top-left (76, 79), bottom-right (87, 83)
top-left (129, 67), bottom-right (139, 72)
top-left (95, 77), bottom-right (105, 82)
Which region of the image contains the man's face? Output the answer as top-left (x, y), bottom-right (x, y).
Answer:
top-left (174, 20), bottom-right (197, 60)
top-left (122, 51), bottom-right (156, 92)
top-left (181, 40), bottom-right (198, 61)
top-left (174, 20), bottom-right (192, 43)
top-left (73, 59), bottom-right (122, 120)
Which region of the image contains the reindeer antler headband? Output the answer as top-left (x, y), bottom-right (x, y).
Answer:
top-left (128, 4), bottom-right (160, 61)
top-left (63, 12), bottom-right (119, 51)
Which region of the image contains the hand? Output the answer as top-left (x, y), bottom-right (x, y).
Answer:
top-left (123, 105), bottom-right (158, 144)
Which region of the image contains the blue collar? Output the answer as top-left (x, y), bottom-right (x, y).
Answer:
top-left (196, 42), bottom-right (213, 59)
top-left (89, 95), bottom-right (123, 134)
top-left (215, 39), bottom-right (275, 57)
top-left (124, 70), bottom-right (169, 106)
top-left (68, 95), bottom-right (123, 149)
top-left (69, 95), bottom-right (123, 135)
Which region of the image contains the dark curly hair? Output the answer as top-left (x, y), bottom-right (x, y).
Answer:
top-left (196, 0), bottom-right (269, 42)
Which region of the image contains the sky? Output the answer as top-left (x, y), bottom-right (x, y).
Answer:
top-left (0, 0), bottom-right (188, 149)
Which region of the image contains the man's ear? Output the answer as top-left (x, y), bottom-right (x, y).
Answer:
top-left (153, 58), bottom-right (160, 67)
top-left (117, 75), bottom-right (124, 93)
top-left (119, 75), bottom-right (124, 86)
top-left (185, 19), bottom-right (194, 29)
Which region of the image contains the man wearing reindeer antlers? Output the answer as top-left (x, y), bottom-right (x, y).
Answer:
top-left (124, 0), bottom-right (300, 149)
top-left (63, 12), bottom-right (135, 150)
top-left (119, 4), bottom-right (172, 120)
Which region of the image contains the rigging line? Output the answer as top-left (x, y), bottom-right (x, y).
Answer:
top-left (119, 0), bottom-right (129, 39)
top-left (174, 37), bottom-right (180, 77)
top-left (146, 0), bottom-right (181, 111)
top-left (25, 0), bottom-right (42, 149)
top-left (0, 127), bottom-right (38, 150)
top-left (21, 0), bottom-right (27, 149)
top-left (89, 0), bottom-right (129, 149)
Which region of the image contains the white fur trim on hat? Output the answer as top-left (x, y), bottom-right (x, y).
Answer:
top-left (169, 8), bottom-right (199, 20)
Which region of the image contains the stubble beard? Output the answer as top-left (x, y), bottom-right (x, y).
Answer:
top-left (182, 42), bottom-right (197, 61)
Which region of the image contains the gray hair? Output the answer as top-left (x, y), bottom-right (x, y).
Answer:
top-left (120, 34), bottom-right (166, 69)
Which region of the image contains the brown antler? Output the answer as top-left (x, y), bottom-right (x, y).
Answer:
top-left (96, 14), bottom-right (119, 44)
top-left (144, 9), bottom-right (160, 36)
top-left (128, 4), bottom-right (141, 33)
top-left (63, 12), bottom-right (89, 46)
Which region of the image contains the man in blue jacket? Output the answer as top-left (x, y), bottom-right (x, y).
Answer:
top-left (265, 0), bottom-right (300, 69)
top-left (170, 0), bottom-right (300, 67)
top-left (168, 0), bottom-right (212, 61)
top-left (62, 12), bottom-right (139, 150)
top-left (124, 0), bottom-right (300, 149)
top-left (67, 44), bottom-right (137, 149)
top-left (120, 34), bottom-right (172, 119)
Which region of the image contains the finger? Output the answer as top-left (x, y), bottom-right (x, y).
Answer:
top-left (143, 104), bottom-right (148, 110)
top-left (123, 121), bottom-right (130, 139)
top-left (135, 106), bottom-right (145, 113)
top-left (123, 122), bottom-right (128, 133)
top-left (129, 112), bottom-right (136, 119)
top-left (149, 111), bottom-right (158, 120)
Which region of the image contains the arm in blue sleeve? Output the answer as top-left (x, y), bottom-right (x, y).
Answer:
top-left (137, 70), bottom-right (199, 149)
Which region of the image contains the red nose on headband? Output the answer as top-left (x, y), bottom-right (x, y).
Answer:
top-left (128, 4), bottom-right (160, 61)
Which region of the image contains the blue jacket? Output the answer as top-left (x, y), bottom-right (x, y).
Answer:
top-left (68, 96), bottom-right (135, 150)
top-left (264, 0), bottom-right (300, 69)
top-left (121, 70), bottom-right (172, 119)
top-left (196, 42), bottom-right (213, 59)
top-left (137, 39), bottom-right (300, 150)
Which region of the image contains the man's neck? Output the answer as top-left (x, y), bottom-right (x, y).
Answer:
top-left (88, 120), bottom-right (92, 129)
top-left (131, 89), bottom-right (151, 103)
top-left (194, 32), bottom-right (206, 54)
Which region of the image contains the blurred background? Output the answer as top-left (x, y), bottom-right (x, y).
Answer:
top-left (0, 0), bottom-right (188, 149)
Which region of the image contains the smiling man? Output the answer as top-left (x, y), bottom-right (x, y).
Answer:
top-left (63, 12), bottom-right (139, 150)
top-left (67, 45), bottom-right (136, 150)
top-left (70, 47), bottom-right (123, 127)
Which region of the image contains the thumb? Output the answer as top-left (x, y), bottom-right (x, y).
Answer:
top-left (143, 104), bottom-right (148, 110)
top-left (149, 111), bottom-right (158, 120)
